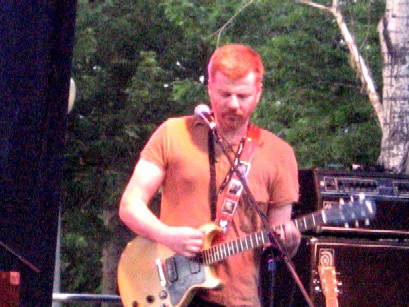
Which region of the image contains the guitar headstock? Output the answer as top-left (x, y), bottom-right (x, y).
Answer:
top-left (324, 194), bottom-right (376, 227)
top-left (318, 265), bottom-right (339, 305)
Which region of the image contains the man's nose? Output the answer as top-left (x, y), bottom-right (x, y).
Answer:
top-left (227, 95), bottom-right (240, 109)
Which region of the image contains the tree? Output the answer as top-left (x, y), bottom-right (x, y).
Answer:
top-left (63, 0), bottom-right (388, 296)
top-left (300, 0), bottom-right (409, 173)
top-left (377, 0), bottom-right (409, 172)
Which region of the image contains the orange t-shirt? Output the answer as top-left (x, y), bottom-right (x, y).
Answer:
top-left (141, 116), bottom-right (299, 306)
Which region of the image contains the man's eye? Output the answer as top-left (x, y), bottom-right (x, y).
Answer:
top-left (238, 94), bottom-right (251, 99)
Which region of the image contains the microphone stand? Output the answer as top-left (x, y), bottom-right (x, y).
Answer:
top-left (211, 128), bottom-right (314, 307)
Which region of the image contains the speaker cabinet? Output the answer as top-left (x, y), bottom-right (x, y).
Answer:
top-left (273, 237), bottom-right (409, 307)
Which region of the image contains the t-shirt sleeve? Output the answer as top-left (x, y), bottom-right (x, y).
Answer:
top-left (269, 143), bottom-right (299, 207)
top-left (140, 120), bottom-right (170, 170)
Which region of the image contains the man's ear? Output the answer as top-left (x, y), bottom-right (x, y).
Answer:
top-left (207, 82), bottom-right (213, 98)
top-left (256, 82), bottom-right (263, 101)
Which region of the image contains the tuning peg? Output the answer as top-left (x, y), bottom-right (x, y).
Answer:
top-left (358, 193), bottom-right (365, 202)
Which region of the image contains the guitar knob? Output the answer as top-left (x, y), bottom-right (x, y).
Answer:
top-left (159, 290), bottom-right (168, 300)
top-left (146, 295), bottom-right (155, 303)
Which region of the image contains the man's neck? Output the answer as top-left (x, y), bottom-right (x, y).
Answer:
top-left (219, 123), bottom-right (249, 146)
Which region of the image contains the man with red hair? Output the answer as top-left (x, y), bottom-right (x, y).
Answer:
top-left (119, 44), bottom-right (300, 306)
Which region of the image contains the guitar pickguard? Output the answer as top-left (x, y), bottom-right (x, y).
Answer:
top-left (166, 255), bottom-right (205, 306)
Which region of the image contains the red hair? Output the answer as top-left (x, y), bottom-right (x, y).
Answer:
top-left (207, 44), bottom-right (264, 83)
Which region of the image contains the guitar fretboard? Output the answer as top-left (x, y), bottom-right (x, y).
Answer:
top-left (201, 209), bottom-right (328, 265)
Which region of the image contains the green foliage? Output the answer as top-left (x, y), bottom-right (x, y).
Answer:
top-left (62, 0), bottom-right (384, 294)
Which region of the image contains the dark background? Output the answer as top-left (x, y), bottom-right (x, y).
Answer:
top-left (0, 1), bottom-right (77, 305)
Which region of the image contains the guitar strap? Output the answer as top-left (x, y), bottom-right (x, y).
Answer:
top-left (208, 124), bottom-right (261, 235)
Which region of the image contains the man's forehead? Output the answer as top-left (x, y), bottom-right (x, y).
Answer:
top-left (211, 71), bottom-right (259, 84)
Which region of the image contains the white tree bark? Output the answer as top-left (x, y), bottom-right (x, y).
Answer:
top-left (377, 0), bottom-right (409, 173)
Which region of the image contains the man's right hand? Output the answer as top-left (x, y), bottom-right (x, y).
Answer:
top-left (163, 226), bottom-right (205, 258)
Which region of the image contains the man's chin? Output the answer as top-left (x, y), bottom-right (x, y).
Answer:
top-left (223, 120), bottom-right (243, 131)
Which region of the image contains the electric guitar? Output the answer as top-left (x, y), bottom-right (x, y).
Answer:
top-left (117, 196), bottom-right (375, 307)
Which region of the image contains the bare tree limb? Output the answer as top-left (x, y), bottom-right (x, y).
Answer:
top-left (299, 0), bottom-right (384, 129)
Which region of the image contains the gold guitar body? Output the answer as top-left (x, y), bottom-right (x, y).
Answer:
top-left (117, 223), bottom-right (224, 307)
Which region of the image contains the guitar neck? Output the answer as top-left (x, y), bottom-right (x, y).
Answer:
top-left (275, 208), bottom-right (328, 233)
top-left (202, 209), bottom-right (328, 265)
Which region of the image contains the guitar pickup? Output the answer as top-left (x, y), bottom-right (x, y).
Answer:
top-left (189, 259), bottom-right (201, 274)
top-left (164, 257), bottom-right (178, 283)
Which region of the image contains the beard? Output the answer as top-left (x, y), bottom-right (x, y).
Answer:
top-left (219, 111), bottom-right (247, 131)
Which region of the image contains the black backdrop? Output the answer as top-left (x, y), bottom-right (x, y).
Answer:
top-left (0, 1), bottom-right (77, 305)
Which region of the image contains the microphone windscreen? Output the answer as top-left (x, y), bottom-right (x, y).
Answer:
top-left (194, 104), bottom-right (210, 116)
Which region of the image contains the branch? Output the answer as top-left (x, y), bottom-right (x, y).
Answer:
top-left (205, 0), bottom-right (255, 47)
top-left (299, 0), bottom-right (384, 129)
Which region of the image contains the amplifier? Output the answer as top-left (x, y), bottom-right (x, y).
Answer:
top-left (272, 237), bottom-right (409, 307)
top-left (296, 169), bottom-right (409, 234)
top-left (0, 272), bottom-right (20, 305)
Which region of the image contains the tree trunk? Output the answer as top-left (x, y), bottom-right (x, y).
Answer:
top-left (101, 207), bottom-right (133, 306)
top-left (378, 0), bottom-right (409, 173)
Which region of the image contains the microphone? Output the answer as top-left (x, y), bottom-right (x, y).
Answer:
top-left (194, 104), bottom-right (216, 130)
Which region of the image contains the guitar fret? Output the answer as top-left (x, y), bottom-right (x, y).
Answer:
top-left (203, 250), bottom-right (208, 264)
top-left (212, 246), bottom-right (218, 262)
top-left (228, 242), bottom-right (234, 255)
top-left (262, 231), bottom-right (267, 244)
top-left (216, 245), bottom-right (222, 261)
